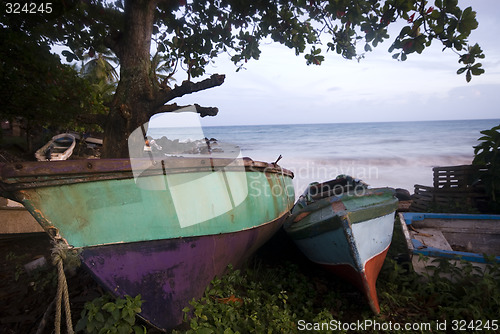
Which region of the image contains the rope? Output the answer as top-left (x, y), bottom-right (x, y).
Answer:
top-left (51, 241), bottom-right (75, 334)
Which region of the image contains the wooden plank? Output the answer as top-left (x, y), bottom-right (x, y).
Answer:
top-left (412, 227), bottom-right (453, 251)
top-left (398, 213), bottom-right (415, 253)
top-left (413, 218), bottom-right (500, 232)
top-left (433, 165), bottom-right (476, 189)
top-left (0, 207), bottom-right (44, 234)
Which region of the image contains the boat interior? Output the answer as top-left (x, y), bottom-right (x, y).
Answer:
top-left (411, 218), bottom-right (500, 255)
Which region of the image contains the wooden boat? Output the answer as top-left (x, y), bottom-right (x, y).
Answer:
top-left (35, 133), bottom-right (76, 161)
top-left (399, 212), bottom-right (500, 276)
top-left (284, 176), bottom-right (398, 314)
top-left (0, 156), bottom-right (295, 330)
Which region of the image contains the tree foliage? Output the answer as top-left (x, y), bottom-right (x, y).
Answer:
top-left (0, 29), bottom-right (108, 138)
top-left (473, 124), bottom-right (500, 212)
top-left (1, 0), bottom-right (485, 158)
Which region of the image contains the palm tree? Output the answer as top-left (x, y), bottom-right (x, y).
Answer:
top-left (81, 52), bottom-right (119, 84)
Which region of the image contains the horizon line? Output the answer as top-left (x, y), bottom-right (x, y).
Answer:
top-left (195, 117), bottom-right (500, 128)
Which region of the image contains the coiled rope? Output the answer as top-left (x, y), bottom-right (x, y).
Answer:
top-left (36, 240), bottom-right (74, 334)
top-left (52, 241), bottom-right (74, 334)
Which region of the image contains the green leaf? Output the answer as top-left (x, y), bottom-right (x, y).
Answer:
top-left (133, 325), bottom-right (146, 334)
top-left (157, 43), bottom-right (166, 53)
top-left (471, 67), bottom-right (484, 76)
top-left (112, 308), bottom-right (121, 321)
top-left (75, 318), bottom-right (87, 332)
top-left (61, 50), bottom-right (79, 62)
top-left (117, 323), bottom-right (131, 334)
top-left (95, 311), bottom-right (105, 323)
top-left (102, 302), bottom-right (116, 312)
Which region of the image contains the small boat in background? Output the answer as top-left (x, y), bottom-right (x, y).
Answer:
top-left (35, 133), bottom-right (76, 161)
top-left (284, 176), bottom-right (398, 314)
top-left (399, 212), bottom-right (500, 276)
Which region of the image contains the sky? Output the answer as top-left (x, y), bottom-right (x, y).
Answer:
top-left (170, 0), bottom-right (500, 127)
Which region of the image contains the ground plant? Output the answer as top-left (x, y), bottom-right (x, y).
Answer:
top-left (75, 294), bottom-right (146, 334)
top-left (172, 221), bottom-right (500, 334)
top-left (3, 216), bottom-right (498, 333)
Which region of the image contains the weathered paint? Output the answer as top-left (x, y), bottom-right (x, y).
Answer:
top-left (400, 212), bottom-right (500, 269)
top-left (284, 181), bottom-right (398, 314)
top-left (0, 157), bottom-right (295, 331)
top-left (285, 188), bottom-right (397, 240)
top-left (81, 212), bottom-right (286, 330)
top-left (320, 245), bottom-right (390, 313)
top-left (0, 158), bottom-right (294, 248)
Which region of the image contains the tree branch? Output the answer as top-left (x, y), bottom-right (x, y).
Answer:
top-left (153, 103), bottom-right (219, 118)
top-left (156, 74), bottom-right (226, 106)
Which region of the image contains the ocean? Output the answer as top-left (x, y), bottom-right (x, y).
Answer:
top-left (147, 119), bottom-right (500, 197)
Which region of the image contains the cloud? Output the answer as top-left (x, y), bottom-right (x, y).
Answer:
top-left (176, 0), bottom-right (500, 126)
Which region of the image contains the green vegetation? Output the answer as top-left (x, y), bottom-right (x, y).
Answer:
top-left (1, 0), bottom-right (485, 157)
top-left (473, 124), bottom-right (500, 213)
top-left (172, 220), bottom-right (499, 334)
top-left (5, 251), bottom-right (57, 292)
top-left (0, 29), bottom-right (108, 148)
top-left (76, 294), bottom-right (146, 334)
top-left (4, 217), bottom-right (498, 333)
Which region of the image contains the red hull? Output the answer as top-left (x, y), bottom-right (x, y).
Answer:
top-left (320, 246), bottom-right (390, 314)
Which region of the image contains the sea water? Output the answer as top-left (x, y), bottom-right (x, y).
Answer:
top-left (148, 119), bottom-right (500, 196)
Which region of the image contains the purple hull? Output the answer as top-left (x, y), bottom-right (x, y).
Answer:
top-left (80, 213), bottom-right (286, 330)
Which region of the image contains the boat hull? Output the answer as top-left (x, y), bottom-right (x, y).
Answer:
top-left (0, 158), bottom-right (294, 248)
top-left (0, 157), bottom-right (295, 330)
top-left (81, 212), bottom-right (285, 330)
top-left (285, 186), bottom-right (398, 313)
top-left (399, 212), bottom-right (500, 277)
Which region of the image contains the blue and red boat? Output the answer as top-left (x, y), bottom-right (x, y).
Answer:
top-left (284, 176), bottom-right (398, 313)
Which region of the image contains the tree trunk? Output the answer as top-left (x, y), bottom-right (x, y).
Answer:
top-left (102, 0), bottom-right (156, 159)
top-left (100, 0), bottom-right (226, 158)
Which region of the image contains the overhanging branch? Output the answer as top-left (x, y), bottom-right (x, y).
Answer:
top-left (156, 74), bottom-right (226, 106)
top-left (153, 103), bottom-right (219, 118)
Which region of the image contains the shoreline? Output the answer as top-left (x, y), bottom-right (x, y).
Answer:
top-left (282, 155), bottom-right (474, 197)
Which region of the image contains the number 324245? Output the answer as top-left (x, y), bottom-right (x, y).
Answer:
top-left (5, 3), bottom-right (53, 14)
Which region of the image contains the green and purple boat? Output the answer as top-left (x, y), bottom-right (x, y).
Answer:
top-left (284, 176), bottom-right (398, 314)
top-left (0, 155), bottom-right (294, 330)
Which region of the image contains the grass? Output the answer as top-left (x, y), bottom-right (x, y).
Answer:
top-left (5, 216), bottom-right (498, 333)
top-left (171, 216), bottom-right (500, 334)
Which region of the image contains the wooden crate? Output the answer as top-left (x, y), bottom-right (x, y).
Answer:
top-left (410, 165), bottom-right (488, 211)
top-left (411, 184), bottom-right (434, 211)
top-left (433, 165), bottom-right (487, 189)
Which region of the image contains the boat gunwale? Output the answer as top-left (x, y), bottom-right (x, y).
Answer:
top-left (399, 212), bottom-right (500, 264)
top-left (0, 157), bottom-right (294, 189)
top-left (284, 188), bottom-right (398, 237)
